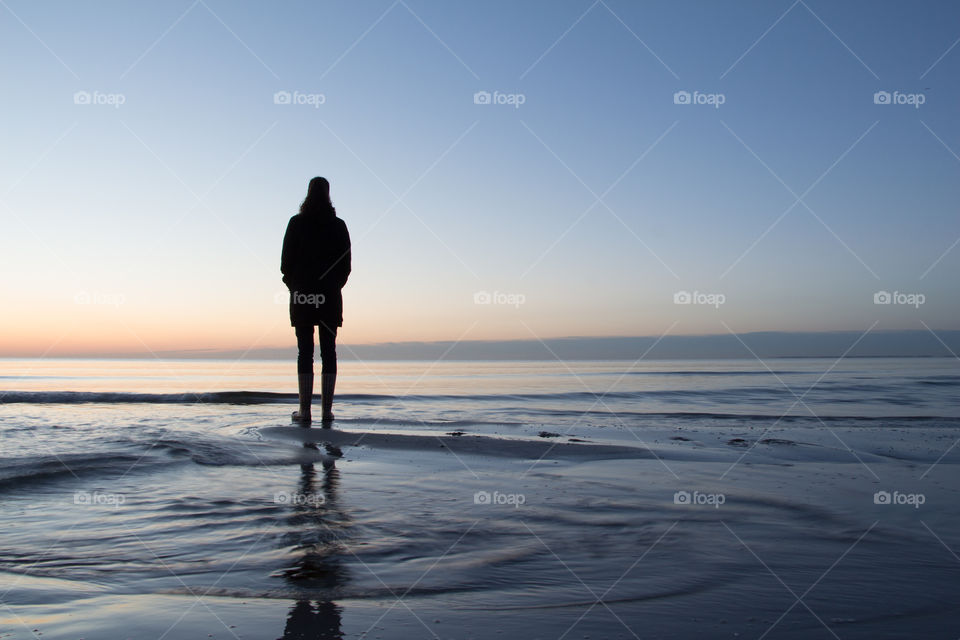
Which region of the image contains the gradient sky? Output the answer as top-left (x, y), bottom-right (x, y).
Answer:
top-left (2, 0), bottom-right (958, 356)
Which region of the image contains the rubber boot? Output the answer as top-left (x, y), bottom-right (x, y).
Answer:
top-left (291, 372), bottom-right (314, 425)
top-left (320, 372), bottom-right (336, 423)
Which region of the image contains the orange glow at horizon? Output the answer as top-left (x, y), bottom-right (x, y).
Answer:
top-left (1, 300), bottom-right (684, 357)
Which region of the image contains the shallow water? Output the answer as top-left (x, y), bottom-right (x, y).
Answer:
top-left (1, 358), bottom-right (959, 638)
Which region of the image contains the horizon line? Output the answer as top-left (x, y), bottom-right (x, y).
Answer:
top-left (2, 329), bottom-right (957, 360)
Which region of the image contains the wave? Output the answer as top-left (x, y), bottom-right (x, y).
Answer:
top-left (580, 411), bottom-right (960, 422)
top-left (620, 369), bottom-right (804, 376)
top-left (0, 438), bottom-right (333, 492)
top-left (0, 390), bottom-right (299, 404)
top-left (0, 451), bottom-right (174, 488)
top-left (1, 383), bottom-right (957, 409)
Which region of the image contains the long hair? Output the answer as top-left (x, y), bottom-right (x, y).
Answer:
top-left (299, 176), bottom-right (336, 216)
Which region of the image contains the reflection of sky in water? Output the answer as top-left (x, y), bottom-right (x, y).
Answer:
top-left (0, 358), bottom-right (959, 637)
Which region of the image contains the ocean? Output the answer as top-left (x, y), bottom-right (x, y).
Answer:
top-left (1, 357), bottom-right (959, 639)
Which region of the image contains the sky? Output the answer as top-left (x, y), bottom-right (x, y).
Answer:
top-left (1, 0), bottom-right (959, 357)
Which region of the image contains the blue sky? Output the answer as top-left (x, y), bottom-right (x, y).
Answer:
top-left (1, 0), bottom-right (958, 355)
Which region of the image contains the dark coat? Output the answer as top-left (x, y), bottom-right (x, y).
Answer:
top-left (281, 212), bottom-right (351, 327)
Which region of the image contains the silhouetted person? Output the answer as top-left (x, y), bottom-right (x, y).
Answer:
top-left (282, 177), bottom-right (351, 423)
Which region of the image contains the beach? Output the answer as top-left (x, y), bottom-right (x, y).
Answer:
top-left (6, 0), bottom-right (960, 636)
top-left (1, 358), bottom-right (959, 639)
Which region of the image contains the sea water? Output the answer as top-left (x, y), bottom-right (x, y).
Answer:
top-left (1, 358), bottom-right (959, 638)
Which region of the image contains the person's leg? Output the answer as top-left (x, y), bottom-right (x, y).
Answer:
top-left (293, 324), bottom-right (314, 423)
top-left (318, 323), bottom-right (338, 421)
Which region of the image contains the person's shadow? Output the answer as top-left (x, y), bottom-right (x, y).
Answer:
top-left (277, 450), bottom-right (350, 639)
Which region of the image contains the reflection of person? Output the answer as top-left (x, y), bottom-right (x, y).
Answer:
top-left (279, 458), bottom-right (349, 639)
top-left (282, 599), bottom-right (344, 639)
top-left (282, 176), bottom-right (352, 424)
